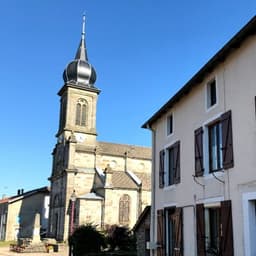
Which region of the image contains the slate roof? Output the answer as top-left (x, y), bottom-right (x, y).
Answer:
top-left (79, 192), bottom-right (103, 200)
top-left (133, 172), bottom-right (151, 191)
top-left (97, 141), bottom-right (151, 160)
top-left (0, 186), bottom-right (50, 204)
top-left (95, 168), bottom-right (151, 191)
top-left (112, 171), bottom-right (138, 189)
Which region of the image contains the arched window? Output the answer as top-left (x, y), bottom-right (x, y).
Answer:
top-left (75, 99), bottom-right (87, 126)
top-left (53, 194), bottom-right (60, 208)
top-left (119, 194), bottom-right (130, 225)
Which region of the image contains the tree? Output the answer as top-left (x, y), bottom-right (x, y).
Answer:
top-left (69, 224), bottom-right (105, 256)
top-left (105, 225), bottom-right (136, 251)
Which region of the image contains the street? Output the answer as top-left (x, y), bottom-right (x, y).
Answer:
top-left (0, 246), bottom-right (68, 256)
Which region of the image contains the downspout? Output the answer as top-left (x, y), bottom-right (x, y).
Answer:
top-left (101, 199), bottom-right (105, 229)
top-left (147, 124), bottom-right (156, 256)
top-left (137, 184), bottom-right (142, 220)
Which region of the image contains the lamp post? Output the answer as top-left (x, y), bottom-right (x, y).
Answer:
top-left (70, 190), bottom-right (76, 235)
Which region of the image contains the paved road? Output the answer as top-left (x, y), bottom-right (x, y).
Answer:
top-left (0, 246), bottom-right (69, 256)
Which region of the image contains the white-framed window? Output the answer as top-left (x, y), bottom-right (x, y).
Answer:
top-left (206, 79), bottom-right (217, 109)
top-left (166, 141), bottom-right (180, 186)
top-left (208, 121), bottom-right (223, 173)
top-left (194, 110), bottom-right (233, 177)
top-left (243, 192), bottom-right (256, 256)
top-left (163, 207), bottom-right (183, 256)
top-left (165, 208), bottom-right (175, 255)
top-left (196, 200), bottom-right (233, 255)
top-left (167, 114), bottom-right (173, 135)
top-left (204, 206), bottom-right (220, 254)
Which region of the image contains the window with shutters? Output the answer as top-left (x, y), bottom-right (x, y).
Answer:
top-left (75, 98), bottom-right (87, 126)
top-left (159, 150), bottom-right (165, 188)
top-left (165, 207), bottom-right (183, 256)
top-left (167, 147), bottom-right (175, 185)
top-left (207, 79), bottom-right (217, 109)
top-left (196, 200), bottom-right (234, 256)
top-left (166, 208), bottom-right (175, 255)
top-left (157, 209), bottom-right (164, 256)
top-left (167, 141), bottom-right (180, 186)
top-left (194, 110), bottom-right (234, 177)
top-left (204, 207), bottom-right (220, 255)
top-left (119, 194), bottom-right (130, 225)
top-left (208, 121), bottom-right (223, 172)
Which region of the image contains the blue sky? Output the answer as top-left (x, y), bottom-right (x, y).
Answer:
top-left (0, 0), bottom-right (255, 196)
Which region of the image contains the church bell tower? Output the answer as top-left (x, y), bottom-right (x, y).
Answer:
top-left (48, 16), bottom-right (100, 240)
top-left (57, 15), bottom-right (100, 145)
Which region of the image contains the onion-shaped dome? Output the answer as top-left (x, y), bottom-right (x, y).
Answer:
top-left (63, 16), bottom-right (97, 87)
top-left (63, 58), bottom-right (97, 85)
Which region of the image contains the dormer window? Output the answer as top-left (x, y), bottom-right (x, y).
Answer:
top-left (207, 79), bottom-right (217, 108)
top-left (167, 114), bottom-right (173, 135)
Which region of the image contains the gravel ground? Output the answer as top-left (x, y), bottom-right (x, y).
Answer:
top-left (0, 246), bottom-right (69, 256)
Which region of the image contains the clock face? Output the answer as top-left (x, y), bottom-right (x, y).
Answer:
top-left (75, 133), bottom-right (86, 142)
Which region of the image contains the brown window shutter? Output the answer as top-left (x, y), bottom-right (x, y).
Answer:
top-left (196, 204), bottom-right (206, 256)
top-left (173, 141), bottom-right (181, 184)
top-left (172, 208), bottom-right (183, 256)
top-left (194, 127), bottom-right (204, 176)
top-left (221, 110), bottom-right (234, 169)
top-left (220, 200), bottom-right (234, 256)
top-left (159, 150), bottom-right (165, 188)
top-left (157, 209), bottom-right (165, 256)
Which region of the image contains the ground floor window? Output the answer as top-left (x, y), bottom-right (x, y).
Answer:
top-left (166, 208), bottom-right (175, 255)
top-left (204, 207), bottom-right (220, 255)
top-left (157, 207), bottom-right (183, 256)
top-left (196, 200), bottom-right (233, 256)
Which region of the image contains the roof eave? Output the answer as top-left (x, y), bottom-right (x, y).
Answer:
top-left (142, 15), bottom-right (256, 129)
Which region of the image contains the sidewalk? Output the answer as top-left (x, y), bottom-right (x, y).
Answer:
top-left (0, 246), bottom-right (69, 256)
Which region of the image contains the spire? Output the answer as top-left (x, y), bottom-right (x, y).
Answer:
top-left (63, 14), bottom-right (97, 86)
top-left (82, 14), bottom-right (85, 40)
top-left (75, 14), bottom-right (88, 61)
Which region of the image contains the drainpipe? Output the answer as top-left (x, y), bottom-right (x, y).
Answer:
top-left (101, 199), bottom-right (105, 229)
top-left (137, 184), bottom-right (142, 220)
top-left (147, 124), bottom-right (156, 256)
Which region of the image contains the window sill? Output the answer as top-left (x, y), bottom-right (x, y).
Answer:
top-left (206, 102), bottom-right (218, 112)
top-left (163, 184), bottom-right (177, 191)
top-left (167, 132), bottom-right (174, 137)
top-left (203, 171), bottom-right (224, 180)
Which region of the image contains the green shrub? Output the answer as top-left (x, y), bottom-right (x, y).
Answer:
top-left (69, 224), bottom-right (105, 256)
top-left (105, 225), bottom-right (136, 251)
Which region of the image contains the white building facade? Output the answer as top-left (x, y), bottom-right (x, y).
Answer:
top-left (143, 16), bottom-right (256, 256)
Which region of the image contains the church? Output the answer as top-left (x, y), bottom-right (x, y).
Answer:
top-left (47, 16), bottom-right (151, 241)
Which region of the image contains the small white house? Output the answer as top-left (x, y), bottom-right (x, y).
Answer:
top-left (0, 187), bottom-right (50, 241)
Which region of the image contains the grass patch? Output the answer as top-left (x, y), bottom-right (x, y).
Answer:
top-left (0, 241), bottom-right (16, 247)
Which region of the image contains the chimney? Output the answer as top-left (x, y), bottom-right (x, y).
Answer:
top-left (104, 165), bottom-right (113, 188)
top-left (17, 189), bottom-right (20, 195)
